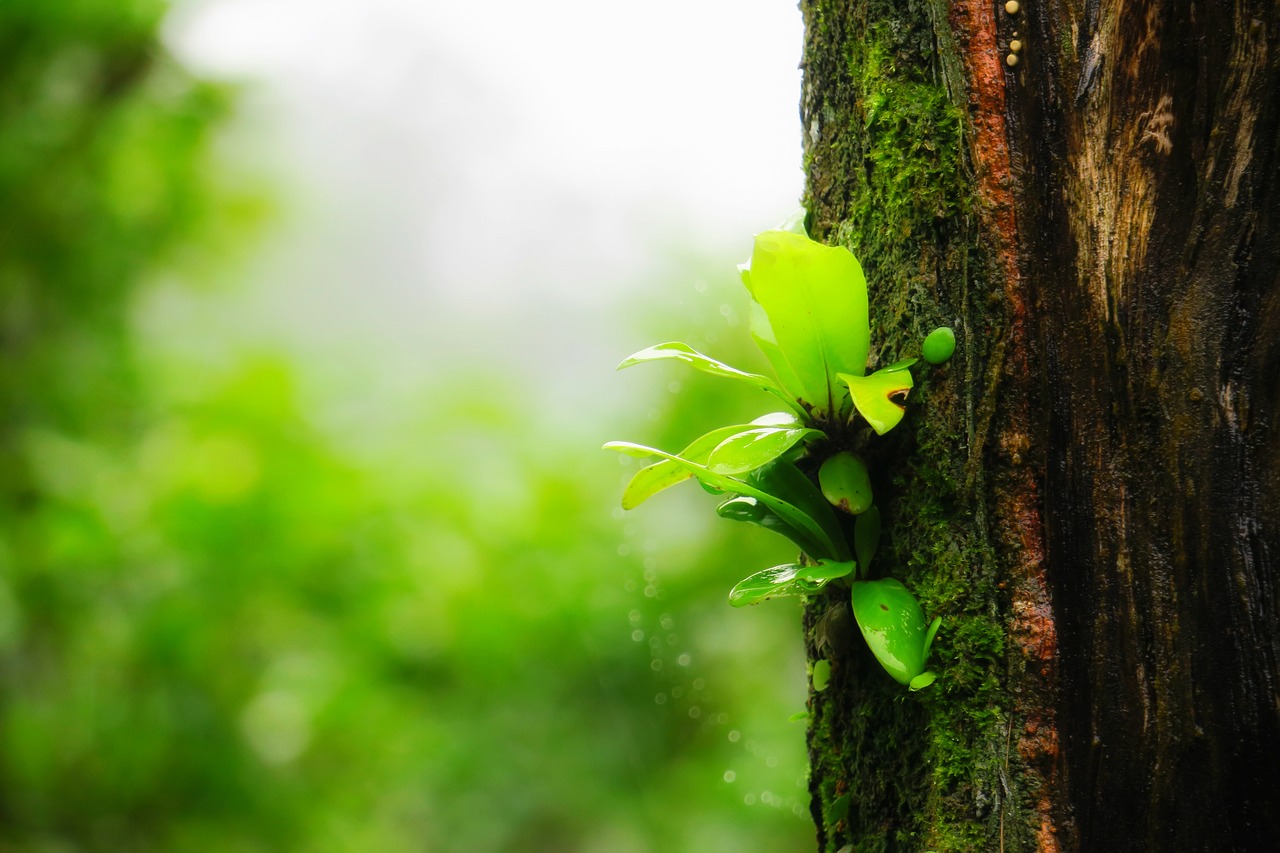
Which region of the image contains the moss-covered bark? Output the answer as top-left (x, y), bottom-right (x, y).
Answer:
top-left (799, 1), bottom-right (1040, 850)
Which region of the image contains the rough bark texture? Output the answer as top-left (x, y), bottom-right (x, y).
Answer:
top-left (799, 0), bottom-right (1280, 850)
top-left (1009, 0), bottom-right (1280, 848)
top-left (801, 1), bottom-right (1035, 849)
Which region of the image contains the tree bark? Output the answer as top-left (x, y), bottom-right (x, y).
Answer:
top-left (799, 0), bottom-right (1280, 850)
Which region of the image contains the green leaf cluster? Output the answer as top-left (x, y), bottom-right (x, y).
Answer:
top-left (605, 229), bottom-right (943, 689)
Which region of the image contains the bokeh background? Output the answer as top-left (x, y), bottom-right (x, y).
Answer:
top-left (0, 1), bottom-right (815, 849)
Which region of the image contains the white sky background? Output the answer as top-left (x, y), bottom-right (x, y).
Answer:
top-left (161, 0), bottom-right (805, 424)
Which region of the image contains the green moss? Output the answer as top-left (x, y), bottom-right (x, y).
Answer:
top-left (801, 0), bottom-right (1023, 849)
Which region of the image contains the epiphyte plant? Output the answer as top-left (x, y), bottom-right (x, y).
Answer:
top-left (603, 224), bottom-right (953, 691)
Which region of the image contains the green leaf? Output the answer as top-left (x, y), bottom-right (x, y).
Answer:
top-left (850, 578), bottom-right (936, 687)
top-left (740, 231), bottom-right (870, 417)
top-left (616, 414), bottom-right (804, 511)
top-left (728, 563), bottom-right (812, 606)
top-left (922, 326), bottom-right (956, 364)
top-left (619, 423), bottom-right (756, 510)
top-left (727, 560), bottom-right (855, 607)
top-left (745, 459), bottom-right (851, 561)
top-left (909, 671), bottom-right (938, 692)
top-left (922, 614), bottom-right (942, 660)
top-left (750, 411), bottom-right (803, 428)
top-left (788, 710), bottom-right (810, 722)
top-left (716, 496), bottom-right (825, 557)
top-left (840, 362), bottom-right (916, 435)
top-left (602, 441), bottom-right (843, 558)
top-left (854, 505), bottom-right (881, 576)
top-left (818, 452), bottom-right (873, 514)
top-left (812, 659), bottom-right (831, 692)
top-left (745, 301), bottom-right (812, 414)
top-left (801, 560), bottom-right (858, 582)
top-left (707, 425), bottom-right (824, 475)
top-left (617, 341), bottom-right (803, 414)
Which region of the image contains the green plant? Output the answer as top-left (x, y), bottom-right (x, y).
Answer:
top-left (604, 227), bottom-right (953, 690)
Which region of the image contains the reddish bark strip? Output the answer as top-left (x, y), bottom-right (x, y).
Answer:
top-left (948, 1), bottom-right (1063, 849)
top-left (947, 0), bottom-right (1019, 285)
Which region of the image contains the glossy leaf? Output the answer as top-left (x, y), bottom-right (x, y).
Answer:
top-left (620, 423), bottom-right (756, 510)
top-left (617, 341), bottom-right (802, 414)
top-left (727, 560), bottom-right (855, 607)
top-left (744, 458), bottom-right (851, 561)
top-left (707, 425), bottom-right (824, 475)
top-left (854, 505), bottom-right (881, 576)
top-left (739, 231), bottom-right (870, 417)
top-left (818, 452), bottom-right (873, 514)
top-left (840, 361), bottom-right (916, 435)
top-left (750, 410), bottom-right (804, 428)
top-left (602, 441), bottom-right (843, 559)
top-left (909, 671), bottom-right (937, 691)
top-left (849, 578), bottom-right (938, 688)
top-left (618, 414), bottom-right (803, 511)
top-left (922, 326), bottom-right (956, 365)
top-left (716, 495), bottom-right (824, 557)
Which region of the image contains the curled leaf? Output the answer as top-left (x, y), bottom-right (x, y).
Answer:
top-left (728, 559), bottom-right (856, 607)
top-left (839, 361), bottom-right (916, 435)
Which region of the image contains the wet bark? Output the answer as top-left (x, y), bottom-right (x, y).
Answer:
top-left (799, 0), bottom-right (1280, 850)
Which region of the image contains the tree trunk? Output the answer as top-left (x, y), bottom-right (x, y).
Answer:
top-left (799, 0), bottom-right (1280, 850)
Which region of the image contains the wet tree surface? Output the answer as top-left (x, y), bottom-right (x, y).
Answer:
top-left (799, 0), bottom-right (1280, 850)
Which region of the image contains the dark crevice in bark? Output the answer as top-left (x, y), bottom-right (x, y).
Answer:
top-left (800, 0), bottom-right (1280, 850)
top-left (1005, 0), bottom-right (1280, 849)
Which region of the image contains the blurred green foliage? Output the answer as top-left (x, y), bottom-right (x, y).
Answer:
top-left (0, 3), bottom-right (811, 850)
